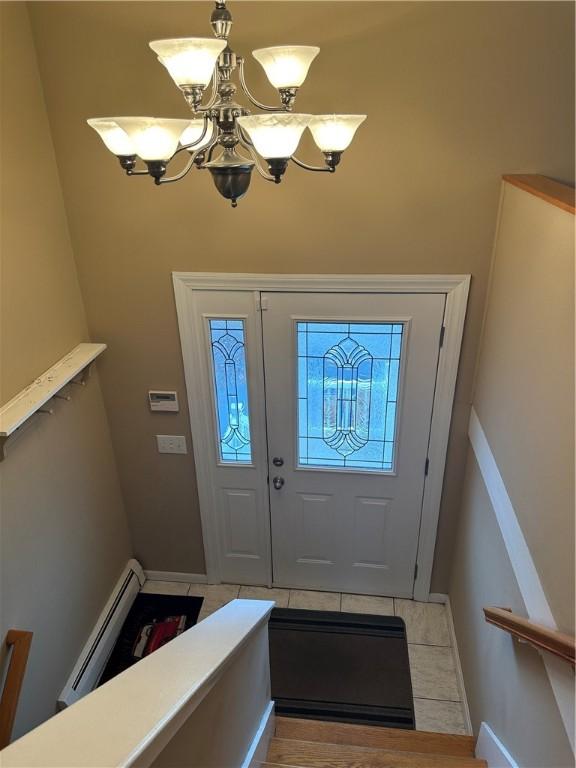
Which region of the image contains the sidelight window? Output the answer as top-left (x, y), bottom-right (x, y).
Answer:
top-left (209, 319), bottom-right (252, 463)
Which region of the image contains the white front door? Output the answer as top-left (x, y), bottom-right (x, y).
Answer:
top-left (261, 292), bottom-right (445, 596)
top-left (175, 279), bottom-right (461, 599)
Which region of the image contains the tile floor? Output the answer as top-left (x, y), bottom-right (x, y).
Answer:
top-left (141, 580), bottom-right (469, 735)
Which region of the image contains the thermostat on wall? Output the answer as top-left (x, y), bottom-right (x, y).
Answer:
top-left (148, 390), bottom-right (179, 412)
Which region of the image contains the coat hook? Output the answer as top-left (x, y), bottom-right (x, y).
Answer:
top-left (69, 363), bottom-right (93, 387)
top-left (53, 393), bottom-right (71, 401)
top-left (37, 408), bottom-right (53, 415)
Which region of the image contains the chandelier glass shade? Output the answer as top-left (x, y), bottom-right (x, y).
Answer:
top-left (112, 118), bottom-right (192, 161)
top-left (237, 114), bottom-right (311, 159)
top-left (309, 114), bottom-right (367, 152)
top-left (149, 38), bottom-right (228, 87)
top-left (252, 46), bottom-right (320, 88)
top-left (87, 119), bottom-right (136, 156)
top-left (87, 1), bottom-right (366, 206)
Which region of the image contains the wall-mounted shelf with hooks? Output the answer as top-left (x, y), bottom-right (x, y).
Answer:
top-left (0, 343), bottom-right (106, 460)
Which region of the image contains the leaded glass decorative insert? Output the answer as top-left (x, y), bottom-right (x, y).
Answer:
top-left (297, 321), bottom-right (404, 471)
top-left (209, 319), bottom-right (252, 463)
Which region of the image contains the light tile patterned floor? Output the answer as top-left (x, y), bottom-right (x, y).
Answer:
top-left (142, 580), bottom-right (468, 735)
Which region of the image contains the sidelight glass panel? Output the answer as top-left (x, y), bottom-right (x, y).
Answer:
top-left (297, 321), bottom-right (404, 472)
top-left (209, 319), bottom-right (252, 463)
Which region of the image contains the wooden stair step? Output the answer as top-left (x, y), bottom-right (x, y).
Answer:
top-left (274, 717), bottom-right (476, 758)
top-left (267, 737), bottom-right (487, 768)
top-left (261, 764), bottom-right (311, 768)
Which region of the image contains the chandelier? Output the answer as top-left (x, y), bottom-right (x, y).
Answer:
top-left (87, 1), bottom-right (366, 207)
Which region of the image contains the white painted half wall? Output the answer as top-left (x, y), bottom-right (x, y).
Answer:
top-left (468, 411), bottom-right (574, 752)
top-left (451, 443), bottom-right (574, 768)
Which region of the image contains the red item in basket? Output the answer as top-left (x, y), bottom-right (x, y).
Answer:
top-left (133, 615), bottom-right (187, 658)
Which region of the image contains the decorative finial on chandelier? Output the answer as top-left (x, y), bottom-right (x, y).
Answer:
top-left (211, 1), bottom-right (232, 40)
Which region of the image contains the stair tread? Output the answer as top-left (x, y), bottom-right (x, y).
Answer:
top-left (274, 717), bottom-right (476, 758)
top-left (267, 737), bottom-right (487, 768)
top-left (261, 763), bottom-right (312, 768)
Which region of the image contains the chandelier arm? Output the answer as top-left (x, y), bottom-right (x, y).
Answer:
top-left (156, 154), bottom-right (197, 185)
top-left (238, 125), bottom-right (254, 148)
top-left (206, 137), bottom-right (220, 163)
top-left (238, 56), bottom-right (282, 112)
top-left (126, 168), bottom-right (150, 176)
top-left (202, 131), bottom-right (222, 164)
top-left (291, 155), bottom-right (335, 173)
top-left (200, 70), bottom-right (219, 111)
top-left (159, 132), bottom-right (221, 184)
top-left (173, 116), bottom-right (212, 156)
top-left (239, 140), bottom-right (276, 182)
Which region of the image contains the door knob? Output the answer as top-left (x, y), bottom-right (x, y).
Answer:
top-left (272, 476), bottom-right (285, 490)
top-left (272, 457), bottom-right (284, 467)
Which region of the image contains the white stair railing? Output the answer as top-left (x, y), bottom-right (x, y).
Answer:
top-left (0, 600), bottom-right (275, 768)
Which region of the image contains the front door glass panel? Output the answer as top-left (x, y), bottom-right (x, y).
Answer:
top-left (209, 318), bottom-right (252, 463)
top-left (297, 321), bottom-right (403, 471)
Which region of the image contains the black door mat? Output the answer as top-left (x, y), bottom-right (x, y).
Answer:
top-left (269, 607), bottom-right (414, 729)
top-left (99, 593), bottom-right (203, 685)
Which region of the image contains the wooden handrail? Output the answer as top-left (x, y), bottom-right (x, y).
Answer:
top-left (0, 630), bottom-right (33, 749)
top-left (502, 174), bottom-right (575, 214)
top-left (484, 607), bottom-right (575, 667)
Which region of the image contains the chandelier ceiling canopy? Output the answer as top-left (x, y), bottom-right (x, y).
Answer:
top-left (88, 1), bottom-right (366, 207)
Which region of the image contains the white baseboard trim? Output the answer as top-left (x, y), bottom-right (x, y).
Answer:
top-left (427, 592), bottom-right (448, 604)
top-left (469, 407), bottom-right (574, 752)
top-left (241, 700), bottom-right (275, 768)
top-left (144, 570), bottom-right (208, 584)
top-left (475, 722), bottom-right (519, 767)
top-left (443, 596), bottom-right (473, 736)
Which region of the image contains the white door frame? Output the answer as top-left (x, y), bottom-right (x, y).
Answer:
top-left (173, 273), bottom-right (470, 602)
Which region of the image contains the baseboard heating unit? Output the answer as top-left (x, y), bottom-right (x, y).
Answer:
top-left (58, 558), bottom-right (145, 709)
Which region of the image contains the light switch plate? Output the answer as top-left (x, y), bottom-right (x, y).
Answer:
top-left (156, 435), bottom-right (187, 454)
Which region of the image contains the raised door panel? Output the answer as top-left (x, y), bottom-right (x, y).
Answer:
top-left (350, 496), bottom-right (392, 570)
top-left (220, 487), bottom-right (266, 583)
top-left (294, 493), bottom-right (336, 565)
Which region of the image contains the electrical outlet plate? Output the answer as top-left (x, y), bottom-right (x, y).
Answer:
top-left (156, 435), bottom-right (187, 454)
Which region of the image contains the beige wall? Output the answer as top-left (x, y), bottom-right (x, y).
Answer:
top-left (473, 182), bottom-right (575, 633)
top-left (0, 3), bottom-right (132, 738)
top-left (449, 178), bottom-right (574, 764)
top-left (450, 449), bottom-right (573, 767)
top-left (27, 1), bottom-right (575, 585)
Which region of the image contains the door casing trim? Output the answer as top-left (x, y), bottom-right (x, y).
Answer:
top-left (173, 273), bottom-right (470, 602)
